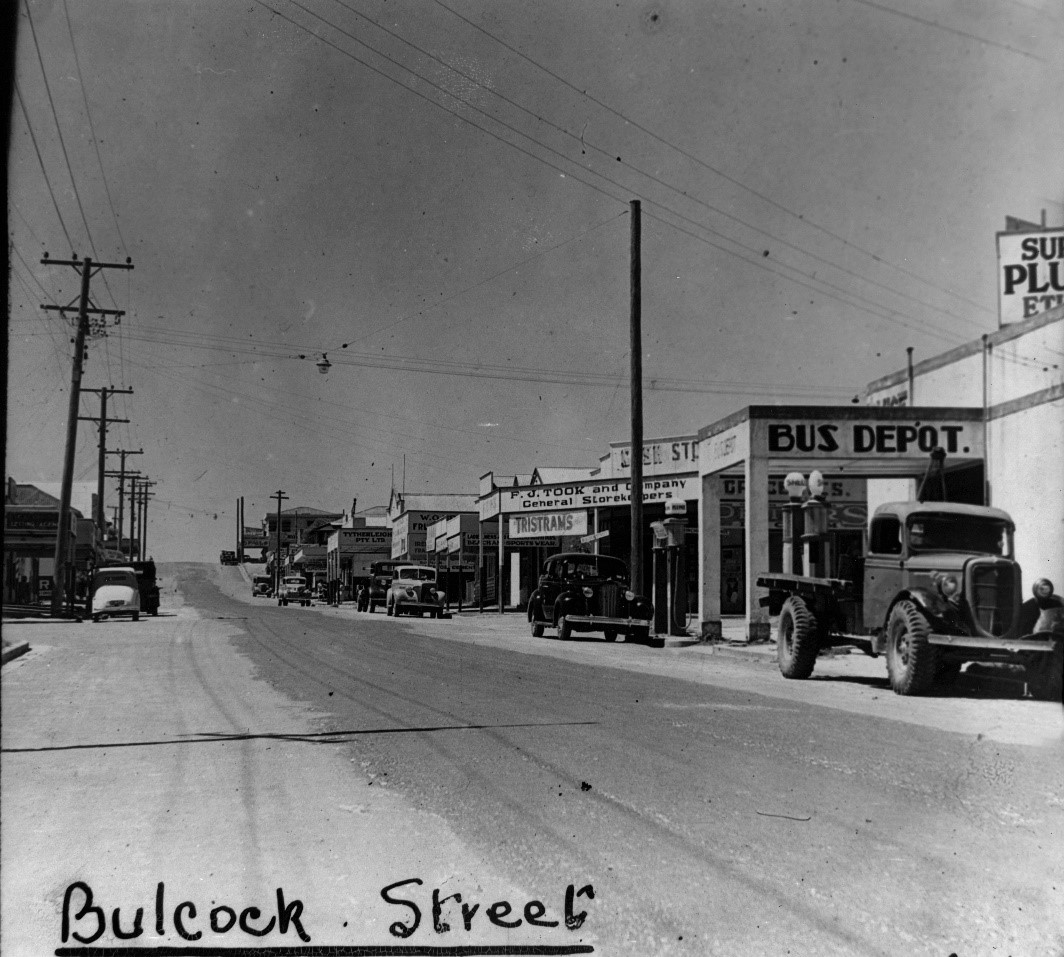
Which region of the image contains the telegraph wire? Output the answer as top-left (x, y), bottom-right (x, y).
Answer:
top-left (847, 0), bottom-right (1044, 62)
top-left (61, 0), bottom-right (128, 254)
top-left (333, 0), bottom-right (989, 335)
top-left (13, 82), bottom-right (75, 254)
top-left (268, 0), bottom-right (1000, 350)
top-left (433, 0), bottom-right (1001, 320)
top-left (22, 0), bottom-right (121, 310)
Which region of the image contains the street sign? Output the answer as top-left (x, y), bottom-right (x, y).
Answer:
top-left (580, 530), bottom-right (609, 544)
top-left (665, 500), bottom-right (687, 516)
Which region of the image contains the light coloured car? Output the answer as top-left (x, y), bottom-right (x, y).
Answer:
top-left (386, 565), bottom-right (446, 618)
top-left (277, 575), bottom-right (311, 606)
top-left (91, 567), bottom-right (141, 622)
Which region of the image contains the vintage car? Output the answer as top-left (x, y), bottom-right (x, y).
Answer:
top-left (252, 575), bottom-right (272, 597)
top-left (277, 575), bottom-right (311, 606)
top-left (386, 565), bottom-right (447, 618)
top-left (528, 552), bottom-right (656, 645)
top-left (367, 560), bottom-right (402, 613)
top-left (91, 566), bottom-right (141, 622)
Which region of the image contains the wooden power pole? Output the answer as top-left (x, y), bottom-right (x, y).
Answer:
top-left (629, 200), bottom-right (644, 594)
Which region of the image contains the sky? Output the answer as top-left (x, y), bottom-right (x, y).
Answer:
top-left (7, 0), bottom-right (1063, 561)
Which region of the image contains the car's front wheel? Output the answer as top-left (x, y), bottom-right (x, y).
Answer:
top-left (530, 617), bottom-right (544, 637)
top-left (557, 615), bottom-right (572, 641)
top-left (886, 600), bottom-right (937, 695)
top-left (133, 612), bottom-right (139, 622)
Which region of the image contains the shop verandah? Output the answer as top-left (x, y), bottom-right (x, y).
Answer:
top-left (697, 405), bottom-right (986, 642)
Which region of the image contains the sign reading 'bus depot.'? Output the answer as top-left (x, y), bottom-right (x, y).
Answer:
top-left (765, 418), bottom-right (982, 458)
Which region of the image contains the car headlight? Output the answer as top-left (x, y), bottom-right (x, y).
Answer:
top-left (625, 590), bottom-right (635, 601)
top-left (405, 588), bottom-right (416, 598)
top-left (1033, 578), bottom-right (1055, 600)
top-left (935, 573), bottom-right (959, 598)
top-left (582, 586), bottom-right (593, 598)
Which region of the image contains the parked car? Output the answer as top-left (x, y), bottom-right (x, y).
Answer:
top-left (367, 560), bottom-right (402, 613)
top-left (126, 560), bottom-right (160, 615)
top-left (386, 565), bottom-right (447, 618)
top-left (219, 550), bottom-right (239, 566)
top-left (252, 575), bottom-right (272, 597)
top-left (528, 552), bottom-right (657, 645)
top-left (91, 567), bottom-right (141, 622)
top-left (277, 575), bottom-right (311, 606)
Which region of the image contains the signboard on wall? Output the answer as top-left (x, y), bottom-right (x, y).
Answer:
top-left (763, 418), bottom-right (982, 458)
top-left (610, 437), bottom-right (698, 477)
top-left (332, 528), bottom-right (392, 553)
top-left (503, 477), bottom-right (695, 513)
top-left (997, 228), bottom-right (1064, 326)
top-left (509, 512), bottom-right (588, 538)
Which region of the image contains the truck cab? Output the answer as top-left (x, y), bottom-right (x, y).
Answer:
top-left (758, 500), bottom-right (1062, 698)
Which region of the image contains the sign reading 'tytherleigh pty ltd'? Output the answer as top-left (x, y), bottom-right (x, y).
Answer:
top-left (504, 477), bottom-right (695, 513)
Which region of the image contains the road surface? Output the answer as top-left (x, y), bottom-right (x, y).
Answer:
top-left (3, 562), bottom-right (1061, 956)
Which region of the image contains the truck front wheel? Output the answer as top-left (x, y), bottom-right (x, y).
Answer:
top-left (777, 596), bottom-right (819, 679)
top-left (886, 600), bottom-right (937, 695)
top-left (1026, 640), bottom-right (1063, 702)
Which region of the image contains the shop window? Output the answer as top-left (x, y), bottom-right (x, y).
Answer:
top-left (869, 516), bottom-right (902, 555)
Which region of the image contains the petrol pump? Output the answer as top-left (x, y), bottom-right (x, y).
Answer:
top-left (801, 470), bottom-right (830, 578)
top-left (651, 503), bottom-right (688, 636)
top-left (781, 471), bottom-right (806, 575)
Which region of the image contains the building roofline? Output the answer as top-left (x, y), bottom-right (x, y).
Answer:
top-left (865, 304), bottom-right (1063, 394)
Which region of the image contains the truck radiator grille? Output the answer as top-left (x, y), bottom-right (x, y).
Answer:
top-left (968, 563), bottom-right (1015, 636)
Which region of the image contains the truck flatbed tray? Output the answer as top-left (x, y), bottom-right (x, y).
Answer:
top-left (756, 573), bottom-right (856, 597)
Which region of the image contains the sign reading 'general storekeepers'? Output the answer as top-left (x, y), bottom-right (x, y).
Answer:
top-left (509, 512), bottom-right (588, 538)
top-left (504, 477), bottom-right (694, 513)
top-left (997, 229), bottom-right (1064, 325)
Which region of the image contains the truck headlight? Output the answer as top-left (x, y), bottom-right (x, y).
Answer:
top-left (625, 590), bottom-right (635, 601)
top-left (582, 586), bottom-right (593, 598)
top-left (1033, 578), bottom-right (1055, 600)
top-left (935, 573), bottom-right (959, 597)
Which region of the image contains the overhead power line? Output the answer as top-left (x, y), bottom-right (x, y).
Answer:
top-left (433, 0), bottom-right (1000, 320)
top-left (340, 0), bottom-right (988, 334)
top-left (263, 0), bottom-right (996, 349)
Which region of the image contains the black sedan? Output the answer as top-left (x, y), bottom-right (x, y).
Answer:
top-left (527, 552), bottom-right (657, 646)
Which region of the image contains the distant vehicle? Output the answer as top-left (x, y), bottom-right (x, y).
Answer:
top-left (386, 565), bottom-right (447, 618)
top-left (91, 567), bottom-right (141, 623)
top-left (527, 552), bottom-right (656, 645)
top-left (252, 575), bottom-right (272, 597)
top-left (219, 550), bottom-right (239, 566)
top-left (367, 560), bottom-right (402, 613)
top-left (277, 575), bottom-right (311, 607)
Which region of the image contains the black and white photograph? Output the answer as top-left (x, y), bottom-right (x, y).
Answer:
top-left (4, 2), bottom-right (1063, 955)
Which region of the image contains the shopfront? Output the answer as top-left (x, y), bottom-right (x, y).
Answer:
top-left (327, 527), bottom-right (393, 597)
top-left (697, 405), bottom-right (986, 641)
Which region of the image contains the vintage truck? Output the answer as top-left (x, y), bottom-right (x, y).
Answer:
top-left (757, 500), bottom-right (1063, 700)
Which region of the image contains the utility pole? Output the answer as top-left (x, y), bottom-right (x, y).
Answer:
top-left (41, 252), bottom-right (133, 616)
top-left (271, 490), bottom-right (289, 596)
top-left (78, 387), bottom-right (133, 547)
top-left (139, 481), bottom-right (156, 559)
top-left (629, 199), bottom-right (644, 595)
top-left (106, 450), bottom-right (142, 555)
